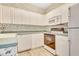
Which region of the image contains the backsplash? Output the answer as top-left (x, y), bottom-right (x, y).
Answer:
top-left (49, 23), bottom-right (68, 28)
top-left (0, 23), bottom-right (68, 33)
top-left (0, 23), bottom-right (49, 33)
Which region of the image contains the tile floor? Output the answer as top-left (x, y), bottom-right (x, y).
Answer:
top-left (17, 47), bottom-right (54, 56)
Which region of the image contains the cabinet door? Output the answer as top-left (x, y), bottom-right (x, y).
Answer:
top-left (1, 6), bottom-right (12, 23)
top-left (10, 7), bottom-right (15, 24)
top-left (48, 18), bottom-right (56, 25)
top-left (13, 8), bottom-right (30, 24)
top-left (38, 15), bottom-right (47, 25)
top-left (56, 35), bottom-right (69, 56)
top-left (0, 6), bottom-right (2, 23)
top-left (61, 5), bottom-right (69, 23)
top-left (29, 12), bottom-right (45, 25)
top-left (32, 34), bottom-right (44, 48)
top-left (20, 10), bottom-right (30, 24)
top-left (29, 12), bottom-right (38, 25)
top-left (17, 35), bottom-right (32, 52)
top-left (13, 8), bottom-right (22, 24)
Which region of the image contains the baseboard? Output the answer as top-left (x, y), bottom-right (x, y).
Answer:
top-left (17, 49), bottom-right (31, 53)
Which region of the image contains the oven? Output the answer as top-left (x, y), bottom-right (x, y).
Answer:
top-left (44, 34), bottom-right (55, 50)
top-left (44, 27), bottom-right (67, 55)
top-left (44, 33), bottom-right (56, 55)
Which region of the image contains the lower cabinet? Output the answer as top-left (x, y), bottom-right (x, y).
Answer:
top-left (56, 35), bottom-right (69, 56)
top-left (17, 34), bottom-right (32, 52)
top-left (17, 33), bottom-right (44, 52)
top-left (31, 33), bottom-right (44, 48)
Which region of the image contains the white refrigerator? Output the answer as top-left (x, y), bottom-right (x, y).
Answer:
top-left (69, 3), bottom-right (79, 56)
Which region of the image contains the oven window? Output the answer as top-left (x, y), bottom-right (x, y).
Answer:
top-left (44, 34), bottom-right (55, 50)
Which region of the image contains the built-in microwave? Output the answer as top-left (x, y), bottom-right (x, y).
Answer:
top-left (51, 28), bottom-right (68, 33)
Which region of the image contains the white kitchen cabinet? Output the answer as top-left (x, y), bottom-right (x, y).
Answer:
top-left (0, 5), bottom-right (46, 25)
top-left (17, 34), bottom-right (32, 52)
top-left (29, 12), bottom-right (47, 25)
top-left (10, 7), bottom-right (15, 23)
top-left (54, 8), bottom-right (62, 25)
top-left (37, 15), bottom-right (47, 25)
top-left (13, 8), bottom-right (31, 24)
top-left (0, 6), bottom-right (2, 23)
top-left (56, 35), bottom-right (69, 56)
top-left (60, 5), bottom-right (69, 23)
top-left (31, 33), bottom-right (44, 48)
top-left (56, 4), bottom-right (75, 24)
top-left (29, 12), bottom-right (37, 25)
top-left (47, 8), bottom-right (62, 25)
top-left (34, 14), bottom-right (42, 25)
top-left (17, 33), bottom-right (44, 52)
top-left (46, 4), bottom-right (70, 25)
top-left (13, 8), bottom-right (23, 24)
top-left (13, 8), bottom-right (46, 25)
top-left (21, 10), bottom-right (30, 24)
top-left (48, 16), bottom-right (61, 25)
top-left (47, 13), bottom-right (56, 25)
top-left (0, 6), bottom-right (13, 24)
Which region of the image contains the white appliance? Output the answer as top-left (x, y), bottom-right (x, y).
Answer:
top-left (69, 3), bottom-right (79, 56)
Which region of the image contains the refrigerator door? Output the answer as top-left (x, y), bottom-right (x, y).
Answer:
top-left (69, 3), bottom-right (79, 27)
top-left (69, 29), bottom-right (79, 56)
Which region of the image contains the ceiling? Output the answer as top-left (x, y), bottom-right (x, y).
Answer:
top-left (0, 3), bottom-right (64, 14)
top-left (30, 3), bottom-right (52, 10)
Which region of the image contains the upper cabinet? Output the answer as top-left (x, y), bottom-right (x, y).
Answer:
top-left (46, 5), bottom-right (69, 25)
top-left (13, 8), bottom-right (48, 25)
top-left (0, 4), bottom-right (75, 25)
top-left (0, 6), bottom-right (2, 23)
top-left (46, 4), bottom-right (76, 25)
top-left (29, 12), bottom-right (38, 25)
top-left (13, 7), bottom-right (48, 25)
top-left (60, 5), bottom-right (69, 23)
top-left (0, 5), bottom-right (47, 25)
top-left (0, 6), bottom-right (14, 24)
top-left (13, 8), bottom-right (30, 24)
top-left (29, 12), bottom-right (46, 25)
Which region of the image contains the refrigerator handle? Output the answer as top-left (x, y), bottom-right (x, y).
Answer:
top-left (68, 37), bottom-right (71, 56)
top-left (68, 7), bottom-right (71, 18)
